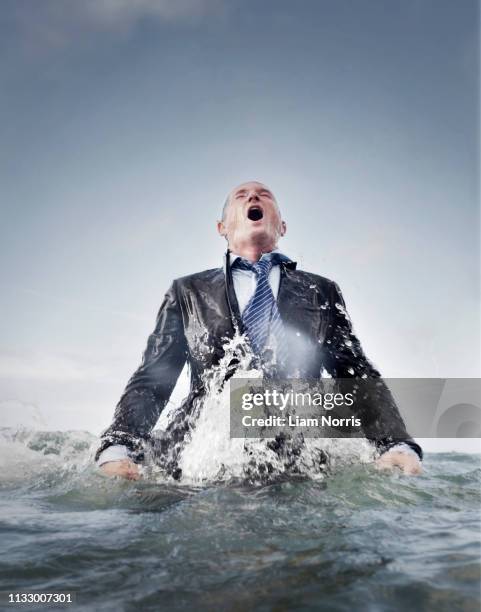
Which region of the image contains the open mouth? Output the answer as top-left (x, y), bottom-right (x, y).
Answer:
top-left (247, 206), bottom-right (264, 221)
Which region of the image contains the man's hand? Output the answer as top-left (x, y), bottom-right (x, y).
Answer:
top-left (375, 451), bottom-right (422, 475)
top-left (100, 459), bottom-right (140, 480)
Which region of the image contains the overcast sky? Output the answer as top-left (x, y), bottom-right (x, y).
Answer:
top-left (1, 0), bottom-right (479, 452)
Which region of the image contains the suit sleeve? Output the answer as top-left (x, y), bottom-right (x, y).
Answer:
top-left (95, 281), bottom-right (188, 462)
top-left (322, 281), bottom-right (423, 460)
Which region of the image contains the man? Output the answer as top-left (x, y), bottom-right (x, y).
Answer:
top-left (96, 181), bottom-right (422, 479)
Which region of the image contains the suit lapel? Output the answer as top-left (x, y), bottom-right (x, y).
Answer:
top-left (224, 256), bottom-right (244, 332)
top-left (221, 253), bottom-right (323, 338)
top-left (209, 268), bottom-right (238, 324)
top-left (277, 265), bottom-right (323, 337)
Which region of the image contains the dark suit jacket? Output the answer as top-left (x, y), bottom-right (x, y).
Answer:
top-left (95, 251), bottom-right (422, 471)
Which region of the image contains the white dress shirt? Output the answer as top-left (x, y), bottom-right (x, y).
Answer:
top-left (227, 249), bottom-right (283, 314)
top-left (97, 251), bottom-right (417, 465)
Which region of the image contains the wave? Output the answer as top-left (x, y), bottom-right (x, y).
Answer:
top-left (1, 426), bottom-right (480, 504)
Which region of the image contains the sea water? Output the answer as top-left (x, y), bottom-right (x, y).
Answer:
top-left (1, 332), bottom-right (480, 610)
top-left (0, 424), bottom-right (480, 611)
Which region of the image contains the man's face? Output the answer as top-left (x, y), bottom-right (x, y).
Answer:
top-left (217, 181), bottom-right (286, 252)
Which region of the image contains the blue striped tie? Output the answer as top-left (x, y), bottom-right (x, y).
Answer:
top-left (233, 254), bottom-right (288, 367)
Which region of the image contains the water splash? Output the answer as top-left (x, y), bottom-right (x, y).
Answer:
top-left (0, 334), bottom-right (377, 488)
top-left (0, 426), bottom-right (97, 490)
top-left (146, 332), bottom-right (377, 485)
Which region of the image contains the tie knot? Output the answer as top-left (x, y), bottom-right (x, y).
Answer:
top-left (232, 252), bottom-right (281, 275)
top-left (253, 257), bottom-right (273, 277)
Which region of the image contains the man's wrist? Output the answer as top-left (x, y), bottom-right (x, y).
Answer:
top-left (97, 444), bottom-right (130, 466)
top-left (383, 443), bottom-right (420, 460)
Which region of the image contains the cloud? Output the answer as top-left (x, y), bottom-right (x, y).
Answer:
top-left (0, 399), bottom-right (47, 429)
top-left (8, 0), bottom-right (223, 52)
top-left (0, 349), bottom-right (113, 382)
top-left (81, 0), bottom-right (222, 27)
top-left (1, 284), bottom-right (151, 324)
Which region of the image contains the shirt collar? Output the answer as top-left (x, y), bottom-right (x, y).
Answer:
top-left (223, 248), bottom-right (293, 273)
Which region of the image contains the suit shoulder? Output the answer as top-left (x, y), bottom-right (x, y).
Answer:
top-left (173, 267), bottom-right (223, 287)
top-left (294, 267), bottom-right (338, 290)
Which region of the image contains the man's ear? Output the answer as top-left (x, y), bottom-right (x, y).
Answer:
top-left (280, 220), bottom-right (287, 236)
top-left (217, 220), bottom-right (227, 237)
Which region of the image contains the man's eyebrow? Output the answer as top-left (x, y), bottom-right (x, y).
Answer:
top-left (233, 186), bottom-right (274, 197)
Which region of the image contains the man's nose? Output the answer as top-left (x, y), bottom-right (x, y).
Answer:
top-left (247, 192), bottom-right (260, 202)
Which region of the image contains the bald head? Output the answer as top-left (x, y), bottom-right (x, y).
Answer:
top-left (221, 181), bottom-right (279, 221)
top-left (217, 181), bottom-right (286, 261)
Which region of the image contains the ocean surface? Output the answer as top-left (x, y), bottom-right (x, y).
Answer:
top-left (0, 428), bottom-right (480, 612)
